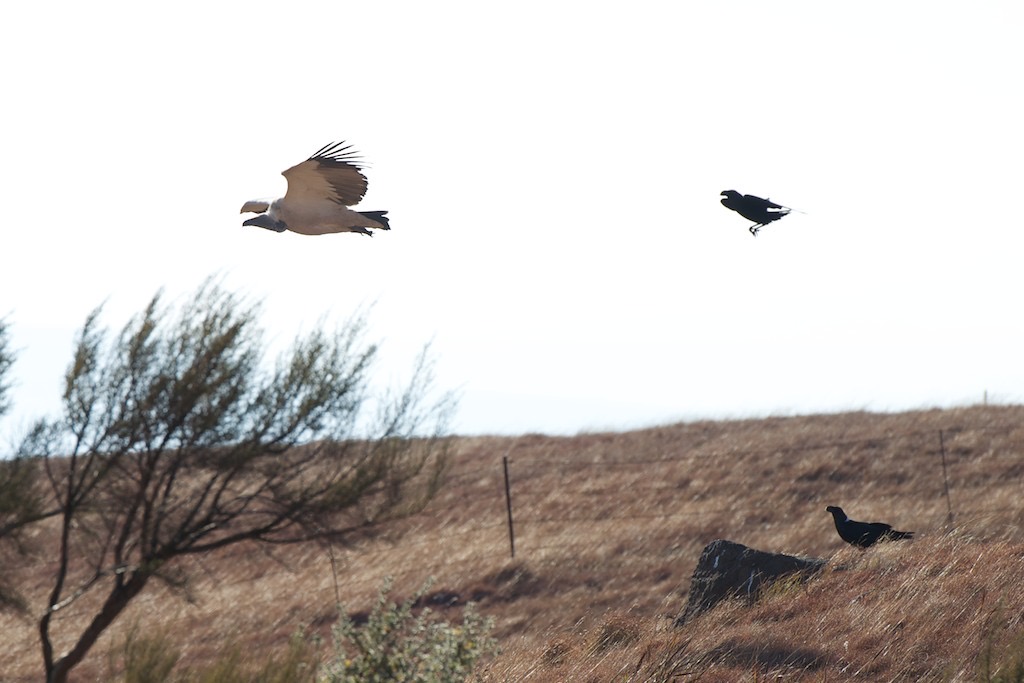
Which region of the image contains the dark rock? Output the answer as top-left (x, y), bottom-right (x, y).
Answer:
top-left (675, 539), bottom-right (825, 626)
top-left (417, 590), bottom-right (462, 608)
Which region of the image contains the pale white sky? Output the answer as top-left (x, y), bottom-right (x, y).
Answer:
top-left (2, 2), bottom-right (1022, 437)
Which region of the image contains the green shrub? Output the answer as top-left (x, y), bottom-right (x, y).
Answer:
top-left (181, 633), bottom-right (318, 683)
top-left (322, 577), bottom-right (497, 683)
top-left (110, 578), bottom-right (493, 683)
top-left (111, 627), bottom-right (318, 683)
top-left (979, 630), bottom-right (1024, 683)
top-left (115, 625), bottom-right (180, 683)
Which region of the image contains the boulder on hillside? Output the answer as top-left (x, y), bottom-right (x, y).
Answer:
top-left (675, 539), bottom-right (825, 626)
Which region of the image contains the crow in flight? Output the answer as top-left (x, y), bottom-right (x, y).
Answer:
top-left (720, 190), bottom-right (791, 236)
top-left (241, 142), bottom-right (390, 236)
top-left (826, 506), bottom-right (914, 548)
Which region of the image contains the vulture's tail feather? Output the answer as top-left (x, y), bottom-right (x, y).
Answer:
top-left (359, 211), bottom-right (391, 230)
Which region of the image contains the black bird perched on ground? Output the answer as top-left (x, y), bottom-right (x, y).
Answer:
top-left (826, 505), bottom-right (914, 548)
top-left (720, 190), bottom-right (792, 236)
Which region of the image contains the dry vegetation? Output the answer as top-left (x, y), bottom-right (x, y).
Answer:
top-left (3, 404), bottom-right (1024, 681)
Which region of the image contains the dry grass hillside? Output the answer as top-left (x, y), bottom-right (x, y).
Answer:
top-left (2, 404), bottom-right (1024, 681)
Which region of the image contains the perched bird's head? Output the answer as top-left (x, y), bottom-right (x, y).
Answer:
top-left (721, 190), bottom-right (740, 200)
top-left (243, 214), bottom-right (288, 233)
top-left (825, 505), bottom-right (845, 518)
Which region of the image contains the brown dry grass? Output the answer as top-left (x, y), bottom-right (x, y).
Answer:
top-left (2, 404), bottom-right (1024, 681)
top-left (495, 534), bottom-right (1024, 682)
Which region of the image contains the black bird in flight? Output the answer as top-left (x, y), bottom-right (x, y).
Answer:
top-left (826, 506), bottom-right (914, 548)
top-left (721, 190), bottom-right (792, 236)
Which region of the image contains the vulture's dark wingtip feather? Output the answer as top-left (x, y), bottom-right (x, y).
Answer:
top-left (311, 141), bottom-right (363, 166)
top-left (311, 141), bottom-right (337, 158)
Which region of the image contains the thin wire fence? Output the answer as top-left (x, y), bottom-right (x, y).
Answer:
top-left (416, 424), bottom-right (1024, 569)
top-left (217, 420), bottom-right (1024, 603)
top-left (129, 420), bottom-right (1023, 627)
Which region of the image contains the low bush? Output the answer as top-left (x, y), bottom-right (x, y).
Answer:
top-left (322, 577), bottom-right (497, 683)
top-left (111, 626), bottom-right (318, 683)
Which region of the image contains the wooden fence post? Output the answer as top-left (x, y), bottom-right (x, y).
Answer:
top-left (503, 455), bottom-right (515, 559)
top-left (938, 430), bottom-right (954, 525)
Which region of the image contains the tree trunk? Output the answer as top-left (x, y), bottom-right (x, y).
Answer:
top-left (46, 573), bottom-right (149, 683)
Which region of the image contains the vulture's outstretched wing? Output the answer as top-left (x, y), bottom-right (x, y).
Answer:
top-left (282, 142), bottom-right (369, 208)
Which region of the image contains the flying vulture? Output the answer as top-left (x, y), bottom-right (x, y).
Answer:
top-left (825, 505), bottom-right (914, 548)
top-left (720, 190), bottom-right (791, 236)
top-left (240, 142), bottom-right (390, 236)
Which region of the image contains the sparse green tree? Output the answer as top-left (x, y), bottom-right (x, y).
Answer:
top-left (0, 315), bottom-right (13, 418)
top-left (17, 280), bottom-right (453, 683)
top-left (0, 317), bottom-right (35, 610)
top-left (0, 316), bottom-right (50, 611)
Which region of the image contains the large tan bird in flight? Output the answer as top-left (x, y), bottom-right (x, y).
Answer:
top-left (241, 142), bottom-right (390, 236)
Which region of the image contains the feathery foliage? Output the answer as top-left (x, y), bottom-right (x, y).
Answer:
top-left (15, 279), bottom-right (452, 683)
top-left (0, 315), bottom-right (13, 418)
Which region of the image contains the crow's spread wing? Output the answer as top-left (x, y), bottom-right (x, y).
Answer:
top-left (746, 194), bottom-right (786, 211)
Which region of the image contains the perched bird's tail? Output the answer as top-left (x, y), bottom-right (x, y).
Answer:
top-left (359, 211), bottom-right (391, 231)
top-left (887, 530), bottom-right (914, 541)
